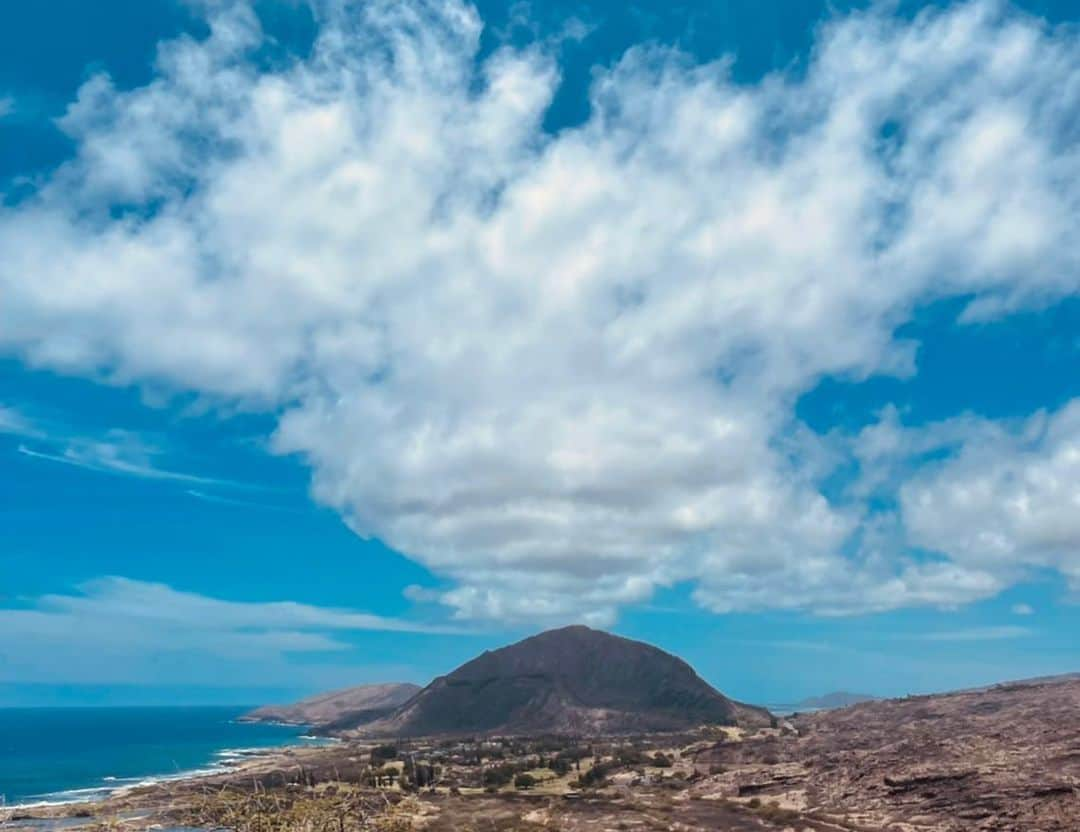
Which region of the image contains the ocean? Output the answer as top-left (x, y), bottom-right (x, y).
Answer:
top-left (0, 706), bottom-right (327, 806)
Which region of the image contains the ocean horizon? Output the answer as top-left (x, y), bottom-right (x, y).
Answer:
top-left (0, 706), bottom-right (328, 807)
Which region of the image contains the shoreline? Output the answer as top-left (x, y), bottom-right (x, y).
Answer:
top-left (2, 741), bottom-right (354, 831)
top-left (3, 737), bottom-right (337, 813)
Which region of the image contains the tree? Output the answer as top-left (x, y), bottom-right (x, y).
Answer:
top-left (482, 763), bottom-right (515, 787)
top-left (514, 773), bottom-right (537, 790)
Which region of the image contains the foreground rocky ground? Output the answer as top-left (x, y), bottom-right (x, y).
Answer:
top-left (5, 676), bottom-right (1077, 832)
top-left (696, 675), bottom-right (1080, 831)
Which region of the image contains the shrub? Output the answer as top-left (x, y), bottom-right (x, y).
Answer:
top-left (370, 745), bottom-right (398, 765)
top-left (759, 802), bottom-right (800, 824)
top-left (617, 748), bottom-right (649, 766)
top-left (576, 761), bottom-right (615, 789)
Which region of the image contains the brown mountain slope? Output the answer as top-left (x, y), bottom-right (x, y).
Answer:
top-left (240, 682), bottom-right (421, 727)
top-left (352, 625), bottom-right (771, 737)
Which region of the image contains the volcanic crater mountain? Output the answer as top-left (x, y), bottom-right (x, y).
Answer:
top-left (350, 625), bottom-right (771, 737)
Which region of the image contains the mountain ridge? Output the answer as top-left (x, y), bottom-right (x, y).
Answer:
top-left (795, 691), bottom-right (879, 710)
top-left (240, 682), bottom-right (421, 727)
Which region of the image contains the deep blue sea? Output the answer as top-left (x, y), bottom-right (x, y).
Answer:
top-left (0, 707), bottom-right (326, 806)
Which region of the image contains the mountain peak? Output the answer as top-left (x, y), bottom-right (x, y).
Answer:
top-left (352, 626), bottom-right (771, 737)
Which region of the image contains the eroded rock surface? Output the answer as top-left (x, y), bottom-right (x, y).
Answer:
top-left (693, 676), bottom-right (1080, 830)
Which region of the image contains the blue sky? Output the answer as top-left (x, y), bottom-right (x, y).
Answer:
top-left (1, 0), bottom-right (1078, 708)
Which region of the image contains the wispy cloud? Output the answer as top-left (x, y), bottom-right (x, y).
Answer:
top-left (185, 488), bottom-right (302, 512)
top-left (757, 639), bottom-right (848, 653)
top-left (910, 626), bottom-right (1036, 642)
top-left (5, 402), bottom-right (263, 490)
top-left (0, 577), bottom-right (466, 686)
top-left (0, 405), bottom-right (43, 439)
top-left (1011, 603), bottom-right (1035, 616)
top-left (42, 576), bottom-right (460, 635)
top-left (0, 96), bottom-right (13, 119)
top-left (18, 441), bottom-right (229, 485)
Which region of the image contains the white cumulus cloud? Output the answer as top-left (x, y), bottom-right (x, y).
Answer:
top-left (901, 400), bottom-right (1080, 592)
top-left (1, 0), bottom-right (1078, 623)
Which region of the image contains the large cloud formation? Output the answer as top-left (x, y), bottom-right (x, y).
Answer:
top-left (1, 0), bottom-right (1078, 623)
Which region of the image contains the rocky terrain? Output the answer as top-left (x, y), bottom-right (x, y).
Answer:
top-left (356, 625), bottom-right (772, 736)
top-left (692, 674), bottom-right (1080, 830)
top-left (241, 683), bottom-right (421, 728)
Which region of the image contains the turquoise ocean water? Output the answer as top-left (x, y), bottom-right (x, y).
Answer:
top-left (0, 707), bottom-right (325, 806)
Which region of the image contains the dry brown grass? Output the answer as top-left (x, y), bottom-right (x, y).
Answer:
top-left (179, 782), bottom-right (412, 832)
